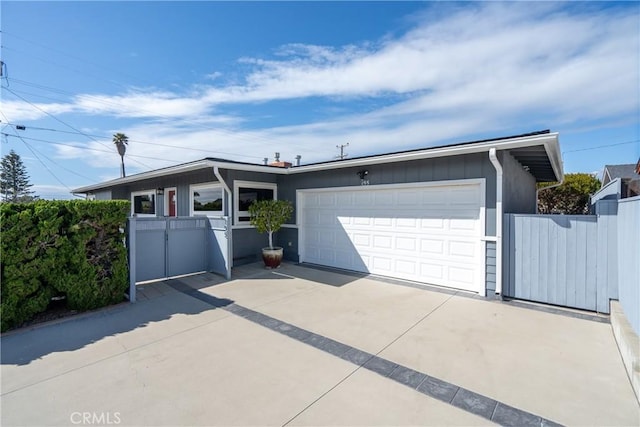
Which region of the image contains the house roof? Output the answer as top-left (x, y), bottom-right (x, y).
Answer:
top-left (602, 163), bottom-right (640, 184)
top-left (72, 130), bottom-right (563, 194)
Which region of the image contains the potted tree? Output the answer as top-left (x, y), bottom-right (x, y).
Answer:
top-left (248, 199), bottom-right (294, 268)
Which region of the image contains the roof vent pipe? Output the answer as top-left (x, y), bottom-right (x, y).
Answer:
top-left (295, 155), bottom-right (301, 167)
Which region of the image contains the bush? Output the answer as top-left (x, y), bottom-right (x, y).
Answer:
top-left (0, 200), bottom-right (130, 331)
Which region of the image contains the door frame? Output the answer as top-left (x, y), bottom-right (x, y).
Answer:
top-left (165, 187), bottom-right (178, 217)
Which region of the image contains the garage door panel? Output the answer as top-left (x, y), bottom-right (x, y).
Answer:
top-left (372, 234), bottom-right (393, 249)
top-left (449, 240), bottom-right (477, 258)
top-left (449, 266), bottom-right (476, 286)
top-left (300, 182), bottom-right (483, 292)
top-left (373, 217), bottom-right (393, 226)
top-left (336, 192), bottom-right (352, 206)
top-left (375, 191), bottom-right (394, 205)
top-left (420, 238), bottom-right (445, 254)
top-left (395, 236), bottom-right (417, 251)
top-left (352, 233), bottom-right (371, 248)
top-left (372, 256), bottom-right (393, 272)
top-left (420, 263), bottom-right (445, 280)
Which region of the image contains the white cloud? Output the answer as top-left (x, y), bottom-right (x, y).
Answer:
top-left (5, 3), bottom-right (636, 175)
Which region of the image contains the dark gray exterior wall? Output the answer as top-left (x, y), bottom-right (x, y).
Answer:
top-left (222, 169), bottom-right (280, 263)
top-left (500, 150), bottom-right (537, 214)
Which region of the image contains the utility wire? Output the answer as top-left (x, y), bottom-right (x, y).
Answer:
top-left (562, 139), bottom-right (639, 154)
top-left (5, 123), bottom-right (74, 194)
top-left (4, 75), bottom-right (327, 155)
top-left (0, 111), bottom-right (91, 193)
top-left (1, 31), bottom-right (143, 86)
top-left (1, 133), bottom-right (178, 164)
top-left (0, 118), bottom-right (267, 160)
top-left (2, 85), bottom-right (154, 170)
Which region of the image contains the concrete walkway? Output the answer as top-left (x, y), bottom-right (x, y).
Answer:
top-left (2, 263), bottom-right (638, 426)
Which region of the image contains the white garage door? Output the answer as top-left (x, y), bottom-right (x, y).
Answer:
top-left (299, 181), bottom-right (484, 293)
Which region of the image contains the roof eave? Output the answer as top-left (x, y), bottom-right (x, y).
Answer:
top-left (289, 132), bottom-right (562, 180)
top-left (73, 132), bottom-right (563, 194)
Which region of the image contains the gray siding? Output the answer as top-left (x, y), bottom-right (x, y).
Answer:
top-left (617, 196), bottom-right (640, 335)
top-left (232, 227), bottom-right (269, 265)
top-left (485, 241), bottom-right (497, 293)
top-left (500, 151), bottom-right (537, 214)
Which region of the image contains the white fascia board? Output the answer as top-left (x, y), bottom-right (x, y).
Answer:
top-left (73, 160), bottom-right (288, 194)
top-left (541, 133), bottom-right (564, 182)
top-left (209, 161), bottom-right (289, 175)
top-left (73, 160), bottom-right (218, 193)
top-left (289, 133), bottom-right (561, 174)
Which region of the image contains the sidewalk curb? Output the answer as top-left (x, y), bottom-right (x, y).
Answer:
top-left (610, 300), bottom-right (640, 406)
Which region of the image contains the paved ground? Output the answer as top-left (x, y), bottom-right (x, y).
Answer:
top-left (2, 263), bottom-right (638, 426)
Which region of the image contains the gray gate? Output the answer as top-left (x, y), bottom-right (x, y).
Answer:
top-left (127, 216), bottom-right (231, 301)
top-left (503, 212), bottom-right (616, 313)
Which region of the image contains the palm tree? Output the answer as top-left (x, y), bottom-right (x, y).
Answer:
top-left (113, 133), bottom-right (129, 178)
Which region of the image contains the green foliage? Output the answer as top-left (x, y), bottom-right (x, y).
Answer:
top-left (248, 199), bottom-right (293, 249)
top-left (1, 150), bottom-right (36, 202)
top-left (0, 200), bottom-right (130, 331)
top-left (537, 173), bottom-right (601, 214)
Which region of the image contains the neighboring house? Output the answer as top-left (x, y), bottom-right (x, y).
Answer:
top-left (73, 130), bottom-right (563, 298)
top-left (600, 162), bottom-right (640, 199)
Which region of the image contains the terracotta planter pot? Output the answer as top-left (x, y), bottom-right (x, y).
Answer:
top-left (262, 247), bottom-right (284, 269)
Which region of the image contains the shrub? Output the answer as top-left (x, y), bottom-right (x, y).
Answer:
top-left (0, 200), bottom-right (130, 331)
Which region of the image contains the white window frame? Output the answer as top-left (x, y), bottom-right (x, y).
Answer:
top-left (190, 183), bottom-right (224, 217)
top-left (131, 190), bottom-right (157, 217)
top-left (164, 187), bottom-right (178, 217)
top-left (233, 180), bottom-right (277, 226)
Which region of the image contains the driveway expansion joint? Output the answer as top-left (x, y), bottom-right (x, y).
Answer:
top-left (168, 278), bottom-right (564, 427)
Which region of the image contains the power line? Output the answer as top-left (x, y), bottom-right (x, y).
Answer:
top-left (0, 31), bottom-right (144, 87)
top-left (562, 139), bottom-right (639, 154)
top-left (1, 126), bottom-right (97, 182)
top-left (3, 123), bottom-right (72, 194)
top-left (1, 133), bottom-right (178, 164)
top-left (0, 119), bottom-right (267, 160)
top-left (2, 85), bottom-right (155, 170)
top-left (4, 75), bottom-right (327, 155)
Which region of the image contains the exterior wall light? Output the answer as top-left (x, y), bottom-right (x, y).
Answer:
top-left (357, 170), bottom-right (370, 185)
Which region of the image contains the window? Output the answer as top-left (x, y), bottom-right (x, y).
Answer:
top-left (234, 181), bottom-right (277, 224)
top-left (190, 183), bottom-right (224, 217)
top-left (131, 190), bottom-right (156, 217)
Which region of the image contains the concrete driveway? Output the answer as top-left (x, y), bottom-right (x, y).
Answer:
top-left (2, 263), bottom-right (638, 426)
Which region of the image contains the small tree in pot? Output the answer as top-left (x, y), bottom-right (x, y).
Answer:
top-left (248, 199), bottom-right (293, 268)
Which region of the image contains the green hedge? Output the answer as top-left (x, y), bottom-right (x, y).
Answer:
top-left (1, 200), bottom-right (130, 332)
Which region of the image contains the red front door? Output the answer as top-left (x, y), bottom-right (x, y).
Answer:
top-left (168, 190), bottom-right (176, 217)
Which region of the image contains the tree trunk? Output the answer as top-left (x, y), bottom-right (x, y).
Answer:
top-left (120, 156), bottom-right (126, 178)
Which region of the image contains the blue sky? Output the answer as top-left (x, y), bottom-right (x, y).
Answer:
top-left (1, 1), bottom-right (638, 199)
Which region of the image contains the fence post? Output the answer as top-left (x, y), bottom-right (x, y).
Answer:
top-left (128, 217), bottom-right (137, 303)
